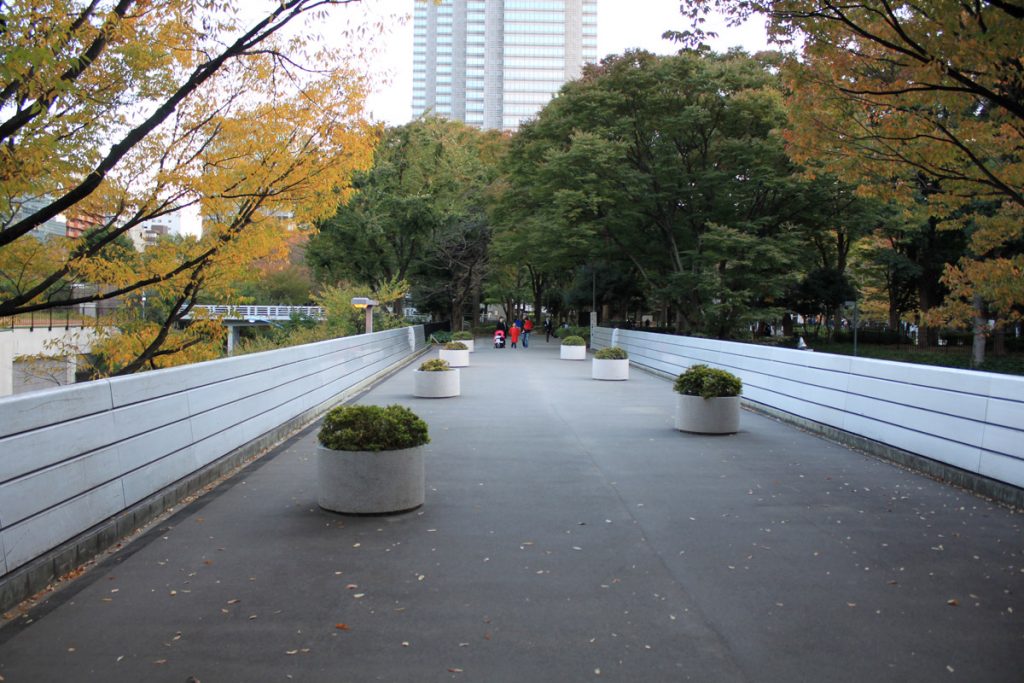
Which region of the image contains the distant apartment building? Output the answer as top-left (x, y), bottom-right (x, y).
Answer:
top-left (128, 212), bottom-right (183, 250)
top-left (412, 0), bottom-right (598, 132)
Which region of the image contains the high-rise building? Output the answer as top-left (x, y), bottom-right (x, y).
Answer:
top-left (412, 0), bottom-right (598, 132)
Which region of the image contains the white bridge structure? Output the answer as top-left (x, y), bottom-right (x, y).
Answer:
top-left (184, 305), bottom-right (325, 354)
top-left (186, 305), bottom-right (324, 322)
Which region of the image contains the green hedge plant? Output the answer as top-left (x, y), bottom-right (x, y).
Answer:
top-left (451, 331), bottom-right (473, 341)
top-left (674, 364), bottom-right (742, 399)
top-left (443, 341), bottom-right (468, 350)
top-left (555, 326), bottom-right (591, 342)
top-left (561, 335), bottom-right (586, 346)
top-left (594, 346), bottom-right (628, 360)
top-left (418, 359), bottom-right (452, 372)
top-left (319, 404), bottom-right (430, 452)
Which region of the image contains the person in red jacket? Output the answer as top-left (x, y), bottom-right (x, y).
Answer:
top-left (508, 324), bottom-right (521, 349)
top-left (522, 318), bottom-right (533, 348)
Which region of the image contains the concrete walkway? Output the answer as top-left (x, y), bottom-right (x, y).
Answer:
top-left (1, 338), bottom-right (1021, 682)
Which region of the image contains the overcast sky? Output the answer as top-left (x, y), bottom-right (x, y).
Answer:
top-left (324, 0), bottom-right (772, 127)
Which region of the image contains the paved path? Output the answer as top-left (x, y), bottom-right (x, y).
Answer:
top-left (1, 338), bottom-right (1022, 682)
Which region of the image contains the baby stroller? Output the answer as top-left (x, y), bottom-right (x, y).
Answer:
top-left (493, 329), bottom-right (506, 348)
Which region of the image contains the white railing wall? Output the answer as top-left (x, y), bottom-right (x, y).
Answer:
top-left (592, 327), bottom-right (1024, 493)
top-left (0, 326), bottom-right (427, 585)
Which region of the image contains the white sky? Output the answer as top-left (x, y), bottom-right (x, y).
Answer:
top-left (322, 0), bottom-right (772, 127)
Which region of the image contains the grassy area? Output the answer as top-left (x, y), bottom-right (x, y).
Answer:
top-left (803, 340), bottom-right (1024, 376)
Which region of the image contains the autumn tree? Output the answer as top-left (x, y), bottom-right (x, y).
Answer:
top-left (0, 0), bottom-right (378, 372)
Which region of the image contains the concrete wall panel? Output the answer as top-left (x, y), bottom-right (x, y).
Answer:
top-left (2, 481), bottom-right (125, 572)
top-left (116, 422), bottom-right (196, 476)
top-left (0, 412), bottom-right (116, 484)
top-left (0, 446), bottom-right (121, 527)
top-left (984, 396), bottom-right (1024, 433)
top-left (0, 381), bottom-right (113, 439)
top-left (979, 451), bottom-right (1024, 489)
top-left (120, 448), bottom-right (200, 507)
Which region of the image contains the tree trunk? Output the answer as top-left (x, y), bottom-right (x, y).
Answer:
top-left (971, 293), bottom-right (986, 368)
top-left (471, 283), bottom-right (482, 328)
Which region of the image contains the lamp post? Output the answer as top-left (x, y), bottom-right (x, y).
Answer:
top-left (351, 297), bottom-right (378, 334)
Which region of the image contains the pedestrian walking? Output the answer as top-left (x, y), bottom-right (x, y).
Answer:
top-left (544, 317), bottom-right (553, 342)
top-left (522, 318), bottom-right (533, 348)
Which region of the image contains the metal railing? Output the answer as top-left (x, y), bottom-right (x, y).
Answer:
top-left (1, 305), bottom-right (99, 332)
top-left (184, 305), bottom-right (324, 321)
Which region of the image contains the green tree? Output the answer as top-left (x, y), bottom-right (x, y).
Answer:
top-left (308, 117), bottom-right (504, 323)
top-left (499, 50), bottom-right (811, 337)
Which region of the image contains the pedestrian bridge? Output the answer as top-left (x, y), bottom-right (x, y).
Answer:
top-left (182, 305), bottom-right (325, 354)
top-left (0, 328), bottom-right (1022, 679)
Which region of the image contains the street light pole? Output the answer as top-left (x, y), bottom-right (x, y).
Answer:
top-left (351, 297), bottom-right (378, 334)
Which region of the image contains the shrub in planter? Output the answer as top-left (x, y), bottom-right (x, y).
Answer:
top-left (317, 404), bottom-right (430, 514)
top-left (450, 332), bottom-right (475, 352)
top-left (439, 340), bottom-right (470, 367)
top-left (319, 404), bottom-right (429, 451)
top-left (673, 365), bottom-right (742, 434)
top-left (555, 326), bottom-right (591, 343)
top-left (673, 365), bottom-right (742, 398)
top-left (414, 358), bottom-right (460, 398)
top-left (592, 346), bottom-right (629, 380)
top-left (560, 335), bottom-right (587, 360)
top-left (594, 346), bottom-right (628, 360)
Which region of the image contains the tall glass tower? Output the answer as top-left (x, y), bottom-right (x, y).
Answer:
top-left (412, 0), bottom-right (598, 132)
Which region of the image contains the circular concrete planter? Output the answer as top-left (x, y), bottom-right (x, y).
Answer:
top-left (560, 345), bottom-right (587, 360)
top-left (413, 368), bottom-right (460, 398)
top-left (317, 444), bottom-right (425, 514)
top-left (592, 357), bottom-right (629, 380)
top-left (674, 394), bottom-right (740, 434)
top-left (439, 348), bottom-right (470, 367)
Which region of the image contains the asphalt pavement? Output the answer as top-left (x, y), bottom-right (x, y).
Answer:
top-left (0, 336), bottom-right (1021, 682)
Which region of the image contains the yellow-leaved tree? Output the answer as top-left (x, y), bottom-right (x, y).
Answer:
top-left (0, 0), bottom-right (379, 375)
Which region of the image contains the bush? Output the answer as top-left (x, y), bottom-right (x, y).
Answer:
top-left (594, 346), bottom-right (628, 360)
top-left (555, 326), bottom-right (591, 342)
top-left (451, 331), bottom-right (473, 340)
top-left (418, 358), bottom-right (451, 372)
top-left (430, 331), bottom-right (453, 344)
top-left (443, 341), bottom-right (468, 350)
top-left (318, 404), bottom-right (430, 452)
top-left (561, 335), bottom-right (586, 346)
top-left (674, 364), bottom-right (742, 399)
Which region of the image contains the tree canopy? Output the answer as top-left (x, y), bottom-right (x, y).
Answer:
top-left (0, 0), bottom-right (378, 373)
top-left (672, 0), bottom-right (1023, 353)
top-left (307, 117), bottom-right (505, 323)
top-left (496, 49), bottom-right (815, 336)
